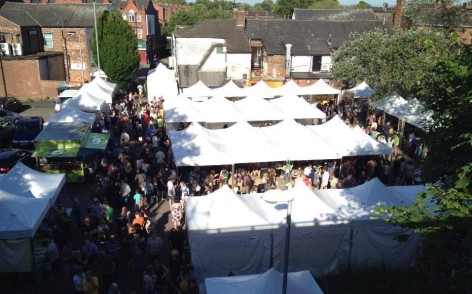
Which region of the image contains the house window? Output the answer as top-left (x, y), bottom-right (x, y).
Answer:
top-left (128, 10), bottom-right (135, 22)
top-left (43, 33), bottom-right (53, 48)
top-left (137, 28), bottom-right (143, 39)
top-left (0, 34), bottom-right (5, 43)
top-left (122, 13), bottom-right (127, 20)
top-left (216, 47), bottom-right (225, 54)
top-left (136, 13), bottom-right (142, 22)
top-left (312, 56), bottom-right (322, 72)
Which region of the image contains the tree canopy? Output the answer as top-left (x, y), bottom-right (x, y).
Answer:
top-left (92, 10), bottom-right (139, 89)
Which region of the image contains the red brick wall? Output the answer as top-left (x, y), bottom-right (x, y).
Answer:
top-left (263, 55), bottom-right (286, 82)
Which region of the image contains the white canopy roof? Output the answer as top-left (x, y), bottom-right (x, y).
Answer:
top-left (346, 81), bottom-right (374, 99)
top-left (196, 95), bottom-right (241, 123)
top-left (66, 90), bottom-right (107, 113)
top-left (212, 80), bottom-right (247, 97)
top-left (376, 95), bottom-right (433, 130)
top-left (270, 95), bottom-right (326, 120)
top-left (307, 116), bottom-right (392, 156)
top-left (183, 80), bottom-right (215, 98)
top-left (78, 81), bottom-right (112, 104)
top-left (92, 76), bottom-right (116, 93)
top-left (147, 63), bottom-right (178, 101)
top-left (300, 79), bottom-right (341, 96)
top-left (273, 80), bottom-right (305, 97)
top-left (205, 268), bottom-right (323, 294)
top-left (47, 106), bottom-right (96, 124)
top-left (168, 123), bottom-right (232, 166)
top-left (260, 119), bottom-right (340, 160)
top-left (234, 95), bottom-right (285, 121)
top-left (0, 162), bottom-right (66, 238)
top-left (244, 80), bottom-right (276, 98)
top-left (164, 95), bottom-right (202, 123)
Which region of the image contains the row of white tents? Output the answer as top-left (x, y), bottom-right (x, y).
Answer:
top-left (186, 178), bottom-right (424, 281)
top-left (168, 115), bottom-right (392, 166)
top-left (165, 94), bottom-right (326, 124)
top-left (63, 76), bottom-right (117, 114)
top-left (0, 163), bottom-right (66, 272)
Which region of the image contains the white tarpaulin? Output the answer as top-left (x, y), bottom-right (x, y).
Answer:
top-left (65, 90), bottom-right (108, 114)
top-left (47, 106), bottom-right (96, 125)
top-left (81, 80), bottom-right (113, 104)
top-left (168, 123), bottom-right (232, 166)
top-left (273, 80), bottom-right (305, 97)
top-left (205, 268), bottom-right (324, 294)
top-left (147, 63), bottom-right (178, 101)
top-left (270, 95), bottom-right (326, 120)
top-left (260, 119), bottom-right (340, 161)
top-left (187, 180), bottom-right (420, 281)
top-left (307, 116), bottom-right (392, 157)
top-left (244, 80), bottom-right (276, 98)
top-left (346, 81), bottom-right (374, 99)
top-left (195, 95), bottom-right (241, 123)
top-left (212, 80), bottom-right (246, 97)
top-left (300, 79), bottom-right (341, 96)
top-left (234, 95), bottom-right (285, 122)
top-left (92, 76), bottom-right (116, 93)
top-left (376, 95), bottom-right (433, 130)
top-left (165, 95), bottom-right (202, 123)
top-left (183, 80), bottom-right (215, 98)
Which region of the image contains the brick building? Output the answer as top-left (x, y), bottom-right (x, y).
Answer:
top-left (117, 0), bottom-right (159, 64)
top-left (0, 2), bottom-right (112, 99)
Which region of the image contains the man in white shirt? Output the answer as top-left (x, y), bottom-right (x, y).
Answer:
top-left (167, 176), bottom-right (176, 205)
top-left (321, 168), bottom-right (330, 189)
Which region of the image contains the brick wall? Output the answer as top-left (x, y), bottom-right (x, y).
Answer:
top-left (263, 55), bottom-right (286, 81)
top-left (0, 17), bottom-right (21, 43)
top-left (41, 27), bottom-right (90, 86)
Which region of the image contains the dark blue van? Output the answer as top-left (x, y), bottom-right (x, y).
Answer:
top-left (12, 116), bottom-right (44, 149)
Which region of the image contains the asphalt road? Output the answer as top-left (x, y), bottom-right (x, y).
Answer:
top-left (21, 100), bottom-right (57, 121)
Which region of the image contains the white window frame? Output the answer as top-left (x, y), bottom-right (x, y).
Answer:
top-left (137, 28), bottom-right (143, 39)
top-left (128, 10), bottom-right (135, 22)
top-left (43, 33), bottom-right (53, 48)
top-left (122, 13), bottom-right (127, 20)
top-left (136, 13), bottom-right (142, 22)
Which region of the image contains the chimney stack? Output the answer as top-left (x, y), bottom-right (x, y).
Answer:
top-left (285, 44), bottom-right (292, 79)
top-left (233, 7), bottom-right (246, 27)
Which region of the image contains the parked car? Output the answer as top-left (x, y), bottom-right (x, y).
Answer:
top-left (54, 89), bottom-right (78, 112)
top-left (0, 120), bottom-right (15, 146)
top-left (12, 116), bottom-right (44, 149)
top-left (0, 149), bottom-right (34, 173)
top-left (0, 109), bottom-right (22, 125)
top-left (0, 97), bottom-right (23, 112)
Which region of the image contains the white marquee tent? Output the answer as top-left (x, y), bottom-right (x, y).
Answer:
top-left (244, 80), bottom-right (276, 98)
top-left (346, 81), bottom-right (374, 99)
top-left (147, 63), bottom-right (178, 101)
top-left (65, 91), bottom-right (108, 115)
top-left (270, 95), bottom-right (326, 120)
top-left (0, 163), bottom-right (66, 272)
top-left (307, 116), bottom-right (392, 157)
top-left (182, 80), bottom-right (215, 99)
top-left (234, 95), bottom-right (285, 122)
top-left (195, 95), bottom-right (241, 123)
top-left (187, 179), bottom-right (421, 281)
top-left (300, 79), bottom-right (341, 96)
top-left (47, 106), bottom-right (96, 125)
top-left (205, 268), bottom-right (324, 294)
top-left (212, 80), bottom-right (247, 98)
top-left (376, 95), bottom-right (433, 130)
top-left (81, 80), bottom-right (113, 104)
top-left (273, 80), bottom-right (305, 97)
top-left (92, 76), bottom-right (116, 93)
top-left (164, 94), bottom-right (202, 123)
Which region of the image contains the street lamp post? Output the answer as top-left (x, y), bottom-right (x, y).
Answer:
top-left (93, 0), bottom-right (101, 72)
top-left (263, 191), bottom-right (294, 294)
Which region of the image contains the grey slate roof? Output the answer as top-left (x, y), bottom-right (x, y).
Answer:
top-left (1, 2), bottom-right (113, 27)
top-left (173, 18), bottom-right (251, 54)
top-left (0, 10), bottom-right (40, 27)
top-left (292, 9), bottom-right (378, 21)
top-left (245, 19), bottom-right (388, 55)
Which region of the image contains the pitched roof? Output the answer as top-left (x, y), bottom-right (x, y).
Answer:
top-left (245, 19), bottom-right (387, 55)
top-left (173, 18), bottom-right (251, 53)
top-left (0, 2), bottom-right (112, 27)
top-left (0, 10), bottom-right (40, 27)
top-left (292, 9), bottom-right (378, 21)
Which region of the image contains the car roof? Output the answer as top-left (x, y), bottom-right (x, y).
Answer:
top-left (17, 116), bottom-right (43, 123)
top-left (59, 89), bottom-right (78, 98)
top-left (0, 149), bottom-right (21, 159)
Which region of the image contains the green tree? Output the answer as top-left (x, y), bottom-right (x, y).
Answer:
top-left (403, 0), bottom-right (467, 30)
top-left (253, 0), bottom-right (274, 11)
top-left (310, 0), bottom-right (341, 9)
top-left (92, 10), bottom-right (139, 89)
top-left (353, 0), bottom-right (372, 9)
top-left (274, 0), bottom-right (315, 18)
